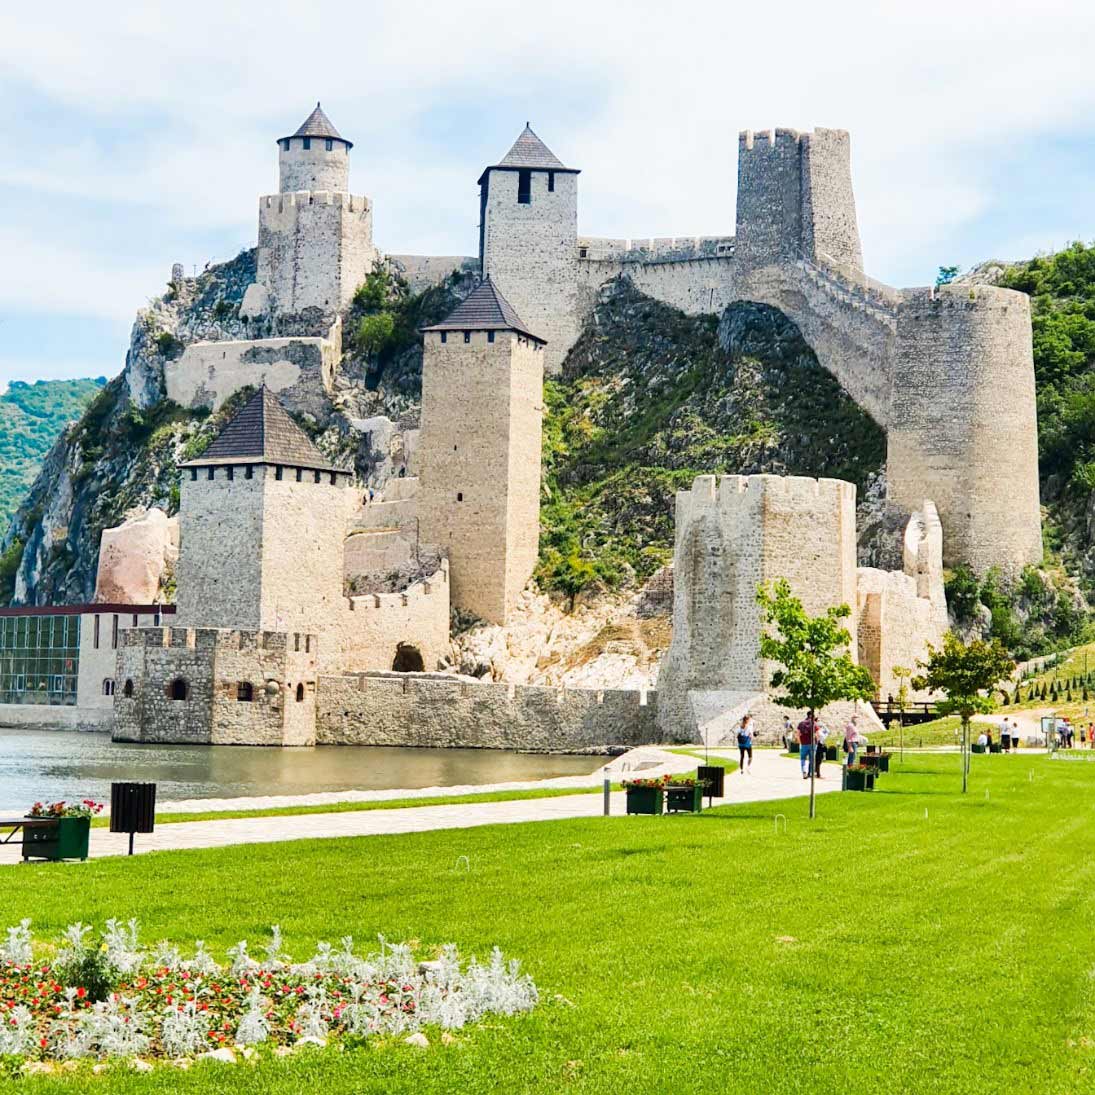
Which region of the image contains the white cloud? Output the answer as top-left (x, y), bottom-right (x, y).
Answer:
top-left (3, 0), bottom-right (1095, 327)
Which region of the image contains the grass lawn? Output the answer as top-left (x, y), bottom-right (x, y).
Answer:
top-left (2, 753), bottom-right (1093, 1093)
top-left (869, 715), bottom-right (999, 749)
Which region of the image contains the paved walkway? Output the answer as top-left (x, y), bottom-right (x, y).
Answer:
top-left (0, 749), bottom-right (838, 865)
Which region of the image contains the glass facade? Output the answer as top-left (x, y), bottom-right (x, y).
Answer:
top-left (0, 614), bottom-right (80, 706)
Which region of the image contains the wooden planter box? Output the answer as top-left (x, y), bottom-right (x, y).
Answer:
top-left (666, 785), bottom-right (703, 813)
top-left (22, 817), bottom-right (90, 862)
top-left (825, 745), bottom-right (839, 762)
top-left (788, 743), bottom-right (800, 755)
top-left (971, 743), bottom-right (986, 754)
top-left (625, 787), bottom-right (664, 816)
top-left (845, 769), bottom-right (875, 792)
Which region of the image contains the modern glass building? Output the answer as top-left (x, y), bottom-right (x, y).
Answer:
top-left (0, 612), bottom-right (81, 706)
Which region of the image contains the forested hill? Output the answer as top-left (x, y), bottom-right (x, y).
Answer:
top-left (0, 378), bottom-right (106, 536)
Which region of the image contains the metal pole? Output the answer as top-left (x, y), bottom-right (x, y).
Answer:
top-left (603, 779), bottom-right (611, 816)
top-left (128, 831), bottom-right (135, 856)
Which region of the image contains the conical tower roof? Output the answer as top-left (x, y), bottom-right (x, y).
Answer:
top-left (279, 103), bottom-right (352, 149)
top-left (498, 123), bottom-right (566, 169)
top-left (182, 386), bottom-right (347, 472)
top-left (421, 277), bottom-right (545, 344)
top-left (478, 124), bottom-right (578, 184)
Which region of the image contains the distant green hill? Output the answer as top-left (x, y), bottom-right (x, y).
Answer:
top-left (0, 377), bottom-right (107, 536)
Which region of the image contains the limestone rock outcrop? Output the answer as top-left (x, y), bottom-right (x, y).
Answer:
top-left (94, 508), bottom-right (179, 604)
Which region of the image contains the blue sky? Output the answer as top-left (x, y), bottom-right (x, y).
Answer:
top-left (3, 0), bottom-right (1095, 386)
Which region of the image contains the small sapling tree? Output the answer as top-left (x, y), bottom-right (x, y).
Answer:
top-left (912, 632), bottom-right (1015, 793)
top-left (757, 579), bottom-right (876, 819)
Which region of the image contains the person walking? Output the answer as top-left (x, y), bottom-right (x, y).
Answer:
top-left (797, 716), bottom-right (815, 780)
top-left (736, 714), bottom-right (755, 774)
top-left (782, 715), bottom-right (795, 752)
top-left (815, 722), bottom-right (829, 779)
top-left (844, 716), bottom-right (860, 767)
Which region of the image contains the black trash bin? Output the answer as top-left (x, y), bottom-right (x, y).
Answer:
top-left (697, 765), bottom-right (725, 800)
top-left (110, 782), bottom-right (156, 855)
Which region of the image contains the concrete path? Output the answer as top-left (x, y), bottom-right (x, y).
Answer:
top-left (0, 749), bottom-right (839, 865)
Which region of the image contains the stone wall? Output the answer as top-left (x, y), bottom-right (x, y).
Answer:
top-left (278, 139), bottom-right (349, 194)
top-left (480, 168), bottom-right (578, 373)
top-left (175, 465), bottom-right (353, 665)
top-left (316, 672), bottom-right (659, 752)
top-left (165, 327), bottom-right (340, 415)
top-left (113, 626), bottom-right (318, 745)
top-left (418, 330), bottom-right (543, 624)
top-left (656, 473), bottom-right (858, 740)
top-left (256, 191), bottom-right (377, 322)
top-left (387, 255), bottom-right (478, 293)
top-left (888, 285), bottom-right (1042, 574)
top-left (338, 561), bottom-right (450, 673)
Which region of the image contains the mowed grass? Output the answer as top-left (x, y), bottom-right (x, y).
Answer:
top-left (2, 753), bottom-right (1093, 1094)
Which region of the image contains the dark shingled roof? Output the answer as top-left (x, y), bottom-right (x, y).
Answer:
top-left (280, 103), bottom-right (352, 149)
top-left (498, 124), bottom-right (566, 169)
top-left (421, 277), bottom-right (545, 344)
top-left (182, 386), bottom-right (347, 472)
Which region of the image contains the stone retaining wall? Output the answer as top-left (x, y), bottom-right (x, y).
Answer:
top-left (316, 673), bottom-right (660, 752)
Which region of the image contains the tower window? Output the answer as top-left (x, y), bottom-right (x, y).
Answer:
top-left (207, 467), bottom-right (215, 481)
top-left (227, 465), bottom-right (234, 481)
top-left (302, 137), bottom-right (311, 150)
top-left (123, 679), bottom-right (134, 698)
top-left (169, 678), bottom-right (189, 702)
top-left (296, 683), bottom-right (305, 702)
top-left (457, 492), bottom-right (463, 502)
top-left (276, 466), bottom-right (283, 481)
top-left (102, 679), bottom-right (115, 697)
top-left (325, 138), bottom-right (333, 151)
top-left (487, 331), bottom-right (495, 343)
top-left (548, 171), bottom-right (555, 192)
top-left (237, 681), bottom-right (254, 702)
top-left (295, 467), bottom-right (302, 482)
top-left (464, 331), bottom-right (471, 344)
top-left (245, 465), bottom-right (254, 479)
top-left (314, 470), bottom-right (321, 483)
top-left (94, 615), bottom-right (100, 650)
top-left (440, 332), bottom-right (447, 343)
top-left (282, 139), bottom-right (290, 151)
top-left (579, 247), bottom-right (588, 259)
top-left (517, 169), bottom-right (531, 204)
top-left (329, 472), bottom-right (336, 485)
top-left (111, 615), bottom-right (119, 650)
top-left (190, 468), bottom-right (197, 481)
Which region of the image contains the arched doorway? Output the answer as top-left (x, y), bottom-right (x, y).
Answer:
top-left (392, 643), bottom-right (425, 673)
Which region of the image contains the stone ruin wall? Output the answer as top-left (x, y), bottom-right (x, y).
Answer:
top-left (316, 672), bottom-right (660, 752)
top-left (165, 325), bottom-right (340, 416)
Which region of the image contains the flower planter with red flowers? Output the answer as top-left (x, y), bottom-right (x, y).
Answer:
top-left (623, 779), bottom-right (665, 816)
top-left (665, 782), bottom-right (704, 813)
top-left (844, 766), bottom-right (876, 792)
top-left (22, 800), bottom-right (102, 861)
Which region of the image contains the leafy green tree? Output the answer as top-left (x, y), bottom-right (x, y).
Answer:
top-left (757, 579), bottom-right (875, 818)
top-left (354, 312), bottom-right (396, 358)
top-left (892, 664), bottom-right (912, 761)
top-left (912, 633), bottom-right (1015, 793)
top-left (936, 265), bottom-right (960, 287)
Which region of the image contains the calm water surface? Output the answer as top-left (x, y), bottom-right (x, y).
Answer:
top-left (0, 728), bottom-right (602, 812)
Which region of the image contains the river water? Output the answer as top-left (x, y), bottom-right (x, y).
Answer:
top-left (0, 729), bottom-right (603, 813)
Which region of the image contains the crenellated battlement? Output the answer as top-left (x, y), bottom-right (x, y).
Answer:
top-left (260, 191), bottom-right (370, 214)
top-left (899, 282), bottom-right (1031, 315)
top-left (347, 560), bottom-right (449, 612)
top-left (577, 236), bottom-right (734, 263)
top-left (739, 127), bottom-right (805, 152)
top-left (125, 625), bottom-right (317, 653)
top-left (678, 473), bottom-right (856, 522)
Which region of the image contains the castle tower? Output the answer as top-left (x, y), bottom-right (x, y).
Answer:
top-left (735, 127), bottom-right (863, 274)
top-left (417, 279), bottom-right (545, 624)
top-left (277, 103), bottom-right (351, 193)
top-left (478, 125), bottom-right (579, 374)
top-left (245, 104), bottom-right (378, 329)
top-left (175, 387), bottom-right (354, 647)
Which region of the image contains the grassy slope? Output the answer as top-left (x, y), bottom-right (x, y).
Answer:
top-left (0, 378), bottom-right (105, 535)
top-left (3, 754), bottom-right (1092, 1094)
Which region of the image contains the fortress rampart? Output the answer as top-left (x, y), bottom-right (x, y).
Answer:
top-left (316, 672), bottom-right (660, 752)
top-left (113, 625), bottom-right (318, 745)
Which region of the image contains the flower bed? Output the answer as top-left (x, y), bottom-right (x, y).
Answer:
top-left (0, 919), bottom-right (537, 1070)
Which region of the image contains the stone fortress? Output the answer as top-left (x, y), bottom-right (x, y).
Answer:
top-left (92, 104), bottom-right (1043, 748)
